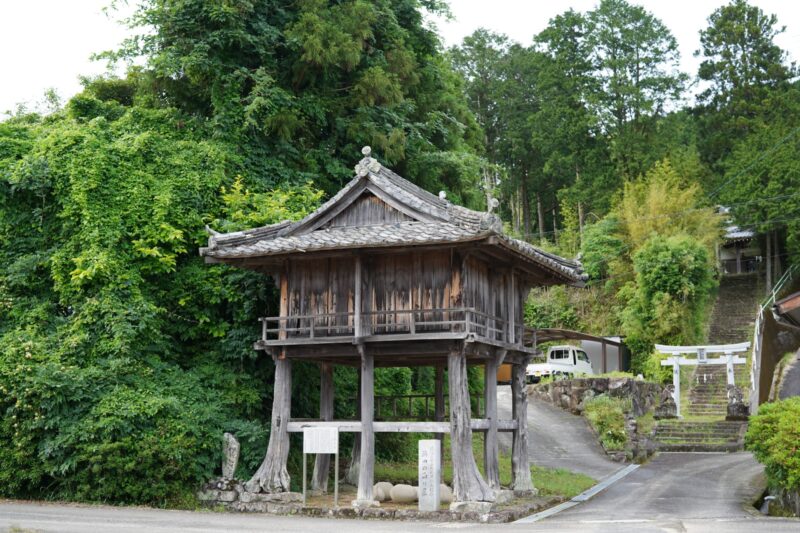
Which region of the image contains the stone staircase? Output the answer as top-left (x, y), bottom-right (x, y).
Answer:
top-left (685, 364), bottom-right (749, 417)
top-left (652, 420), bottom-right (747, 452)
top-left (707, 273), bottom-right (762, 344)
top-left (651, 274), bottom-right (760, 452)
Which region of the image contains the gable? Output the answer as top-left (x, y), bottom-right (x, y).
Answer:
top-left (323, 192), bottom-right (413, 228)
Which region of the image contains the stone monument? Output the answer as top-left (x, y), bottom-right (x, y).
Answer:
top-left (418, 439), bottom-right (441, 512)
top-left (222, 432), bottom-right (240, 480)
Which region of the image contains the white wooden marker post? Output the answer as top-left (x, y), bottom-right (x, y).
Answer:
top-left (418, 439), bottom-right (441, 512)
top-left (303, 427), bottom-right (339, 507)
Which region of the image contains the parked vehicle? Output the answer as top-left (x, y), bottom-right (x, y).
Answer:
top-left (526, 345), bottom-right (594, 383)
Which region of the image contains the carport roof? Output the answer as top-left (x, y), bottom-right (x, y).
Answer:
top-left (526, 328), bottom-right (623, 347)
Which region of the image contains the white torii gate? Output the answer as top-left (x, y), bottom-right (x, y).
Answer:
top-left (656, 342), bottom-right (750, 418)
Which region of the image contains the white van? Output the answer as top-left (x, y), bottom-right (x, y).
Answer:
top-left (526, 345), bottom-right (594, 383)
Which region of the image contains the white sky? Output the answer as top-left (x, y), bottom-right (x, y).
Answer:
top-left (1, 0), bottom-right (798, 114)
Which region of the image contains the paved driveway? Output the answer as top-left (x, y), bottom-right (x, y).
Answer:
top-left (497, 385), bottom-right (620, 480)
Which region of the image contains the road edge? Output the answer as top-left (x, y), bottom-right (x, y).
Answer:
top-left (513, 464), bottom-right (640, 524)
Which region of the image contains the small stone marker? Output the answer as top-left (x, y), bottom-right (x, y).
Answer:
top-left (222, 432), bottom-right (240, 480)
top-left (418, 439), bottom-right (441, 511)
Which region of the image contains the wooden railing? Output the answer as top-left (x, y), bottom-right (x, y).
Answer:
top-left (346, 393), bottom-right (485, 421)
top-left (259, 307), bottom-right (529, 346)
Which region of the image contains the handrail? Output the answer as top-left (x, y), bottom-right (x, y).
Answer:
top-left (258, 306), bottom-right (528, 347)
top-left (750, 263), bottom-right (797, 414)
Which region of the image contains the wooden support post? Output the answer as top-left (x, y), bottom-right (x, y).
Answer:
top-left (246, 357), bottom-right (292, 493)
top-left (346, 369), bottom-right (361, 485)
top-left (355, 345), bottom-right (376, 504)
top-left (511, 361), bottom-right (535, 493)
top-left (312, 362), bottom-right (334, 493)
top-left (484, 353), bottom-right (501, 489)
top-left (673, 359), bottom-right (681, 418)
top-left (602, 341), bottom-right (607, 374)
top-left (434, 364), bottom-right (445, 472)
top-left (448, 348), bottom-right (494, 503)
top-left (354, 256), bottom-right (362, 338)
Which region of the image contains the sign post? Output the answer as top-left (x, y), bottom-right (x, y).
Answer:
top-left (418, 439), bottom-right (441, 511)
top-left (303, 427), bottom-right (339, 507)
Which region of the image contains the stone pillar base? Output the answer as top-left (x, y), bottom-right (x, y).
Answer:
top-left (449, 501), bottom-right (493, 513)
top-left (351, 499), bottom-right (380, 509)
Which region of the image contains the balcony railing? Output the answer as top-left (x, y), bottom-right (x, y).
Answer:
top-left (258, 307), bottom-right (530, 347)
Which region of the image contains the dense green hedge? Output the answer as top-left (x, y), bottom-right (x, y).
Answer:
top-left (746, 398), bottom-right (800, 491)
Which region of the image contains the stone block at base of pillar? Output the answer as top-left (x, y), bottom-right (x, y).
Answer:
top-left (512, 488), bottom-right (539, 498)
top-left (493, 490), bottom-right (514, 505)
top-left (351, 499), bottom-right (380, 509)
top-left (449, 501), bottom-right (493, 513)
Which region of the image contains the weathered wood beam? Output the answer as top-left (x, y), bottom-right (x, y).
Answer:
top-left (511, 361), bottom-right (535, 493)
top-left (345, 370), bottom-right (361, 485)
top-left (245, 357), bottom-right (292, 493)
top-left (355, 345), bottom-right (375, 504)
top-left (434, 364), bottom-right (445, 470)
top-left (484, 353), bottom-right (500, 489)
top-left (448, 347), bottom-right (494, 503)
top-left (287, 419), bottom-right (518, 433)
top-left (311, 362), bottom-right (334, 493)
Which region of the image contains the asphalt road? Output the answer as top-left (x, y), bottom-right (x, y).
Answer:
top-left (497, 385), bottom-right (620, 480)
top-left (3, 392), bottom-right (796, 532)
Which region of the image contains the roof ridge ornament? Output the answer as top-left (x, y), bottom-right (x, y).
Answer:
top-left (355, 145), bottom-right (381, 177)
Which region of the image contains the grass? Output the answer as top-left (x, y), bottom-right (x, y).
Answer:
top-left (373, 435), bottom-right (595, 499)
top-left (592, 371), bottom-right (635, 379)
top-left (583, 395), bottom-right (629, 451)
top-left (636, 411), bottom-right (655, 436)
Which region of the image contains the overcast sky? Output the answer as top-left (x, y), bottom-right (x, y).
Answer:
top-left (1, 0), bottom-right (799, 114)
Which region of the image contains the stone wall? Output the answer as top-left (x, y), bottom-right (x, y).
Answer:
top-left (528, 377), bottom-right (663, 417)
top-left (775, 487), bottom-right (800, 517)
top-left (529, 377), bottom-right (665, 462)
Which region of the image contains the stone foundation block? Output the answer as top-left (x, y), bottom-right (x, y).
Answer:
top-left (449, 501), bottom-right (493, 514)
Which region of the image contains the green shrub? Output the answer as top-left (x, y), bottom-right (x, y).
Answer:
top-left (583, 395), bottom-right (629, 451)
top-left (746, 398), bottom-right (800, 491)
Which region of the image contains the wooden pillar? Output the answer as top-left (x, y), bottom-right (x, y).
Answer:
top-left (246, 357), bottom-right (292, 493)
top-left (511, 361), bottom-right (535, 493)
top-left (355, 345), bottom-right (376, 504)
top-left (434, 364), bottom-right (445, 469)
top-left (735, 246), bottom-right (742, 275)
top-left (484, 354), bottom-right (501, 489)
top-left (346, 369), bottom-right (361, 485)
top-left (354, 256), bottom-right (362, 338)
top-left (448, 348), bottom-right (494, 503)
top-left (312, 362), bottom-right (334, 493)
top-left (601, 341), bottom-right (607, 374)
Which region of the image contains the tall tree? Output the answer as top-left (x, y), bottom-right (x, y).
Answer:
top-left (108, 0), bottom-right (486, 205)
top-left (587, 0), bottom-right (687, 178)
top-left (695, 0), bottom-right (796, 172)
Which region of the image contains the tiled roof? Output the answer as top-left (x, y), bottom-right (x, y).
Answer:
top-left (201, 148), bottom-right (585, 283)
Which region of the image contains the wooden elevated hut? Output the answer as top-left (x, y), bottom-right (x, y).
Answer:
top-left (200, 147), bottom-right (585, 507)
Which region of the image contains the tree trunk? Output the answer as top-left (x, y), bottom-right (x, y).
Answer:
top-left (246, 357), bottom-right (292, 493)
top-left (774, 229), bottom-right (782, 281)
top-left (536, 193), bottom-right (545, 241)
top-left (521, 173), bottom-right (532, 237)
top-left (312, 362), bottom-right (334, 493)
top-left (766, 231), bottom-right (772, 294)
top-left (511, 362), bottom-right (535, 493)
top-left (448, 349), bottom-right (494, 502)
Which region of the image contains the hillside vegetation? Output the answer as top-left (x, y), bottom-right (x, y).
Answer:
top-left (0, 0), bottom-right (797, 504)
